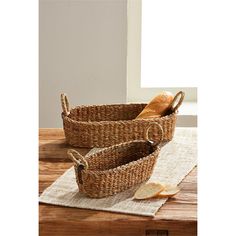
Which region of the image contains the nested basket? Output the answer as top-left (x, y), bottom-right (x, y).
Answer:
top-left (68, 124), bottom-right (163, 198)
top-left (61, 91), bottom-right (184, 148)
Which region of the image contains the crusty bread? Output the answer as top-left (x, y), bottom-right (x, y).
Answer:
top-left (155, 185), bottom-right (180, 198)
top-left (136, 91), bottom-right (174, 119)
top-left (134, 183), bottom-right (165, 200)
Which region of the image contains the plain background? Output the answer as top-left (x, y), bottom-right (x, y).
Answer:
top-left (39, 0), bottom-right (127, 127)
top-left (1, 1), bottom-right (236, 236)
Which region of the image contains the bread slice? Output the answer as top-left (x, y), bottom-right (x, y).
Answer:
top-left (134, 183), bottom-right (165, 200)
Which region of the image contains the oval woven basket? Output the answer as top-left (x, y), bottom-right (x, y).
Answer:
top-left (61, 91), bottom-right (184, 147)
top-left (68, 124), bottom-right (164, 198)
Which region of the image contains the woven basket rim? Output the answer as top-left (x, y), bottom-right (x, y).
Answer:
top-left (62, 105), bottom-right (177, 125)
top-left (81, 140), bottom-right (160, 175)
top-left (72, 103), bottom-right (147, 109)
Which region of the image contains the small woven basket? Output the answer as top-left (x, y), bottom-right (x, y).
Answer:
top-left (61, 91), bottom-right (184, 148)
top-left (68, 124), bottom-right (164, 198)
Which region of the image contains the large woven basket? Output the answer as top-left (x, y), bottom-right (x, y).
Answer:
top-left (61, 91), bottom-right (184, 148)
top-left (67, 124), bottom-right (163, 198)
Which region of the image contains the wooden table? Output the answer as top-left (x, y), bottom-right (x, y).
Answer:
top-left (39, 128), bottom-right (197, 236)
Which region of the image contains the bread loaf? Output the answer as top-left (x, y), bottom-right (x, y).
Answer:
top-left (136, 91), bottom-right (174, 119)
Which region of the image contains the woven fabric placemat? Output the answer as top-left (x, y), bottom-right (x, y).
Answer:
top-left (39, 128), bottom-right (197, 217)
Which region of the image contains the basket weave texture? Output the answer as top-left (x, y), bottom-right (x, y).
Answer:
top-left (61, 91), bottom-right (184, 148)
top-left (68, 127), bottom-right (162, 198)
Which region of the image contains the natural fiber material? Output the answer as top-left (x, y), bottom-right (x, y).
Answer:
top-left (39, 128), bottom-right (197, 217)
top-left (67, 123), bottom-right (163, 198)
top-left (69, 143), bottom-right (160, 198)
top-left (61, 92), bottom-right (184, 148)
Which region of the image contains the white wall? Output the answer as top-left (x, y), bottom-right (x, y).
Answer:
top-left (39, 0), bottom-right (127, 127)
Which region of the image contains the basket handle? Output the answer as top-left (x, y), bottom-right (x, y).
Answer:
top-left (67, 149), bottom-right (88, 170)
top-left (145, 123), bottom-right (164, 147)
top-left (169, 91), bottom-right (185, 113)
top-left (61, 93), bottom-right (70, 116)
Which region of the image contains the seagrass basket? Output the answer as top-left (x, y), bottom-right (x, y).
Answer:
top-left (67, 124), bottom-right (163, 198)
top-left (61, 91), bottom-right (184, 148)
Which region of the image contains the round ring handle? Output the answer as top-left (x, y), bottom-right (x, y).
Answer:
top-left (67, 149), bottom-right (88, 170)
top-left (61, 93), bottom-right (70, 116)
top-left (169, 91), bottom-right (185, 113)
top-left (145, 123), bottom-right (164, 146)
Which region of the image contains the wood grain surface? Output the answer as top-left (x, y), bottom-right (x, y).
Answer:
top-left (39, 128), bottom-right (197, 236)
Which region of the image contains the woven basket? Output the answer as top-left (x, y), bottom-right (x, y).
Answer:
top-left (68, 124), bottom-right (164, 198)
top-left (61, 91), bottom-right (184, 148)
